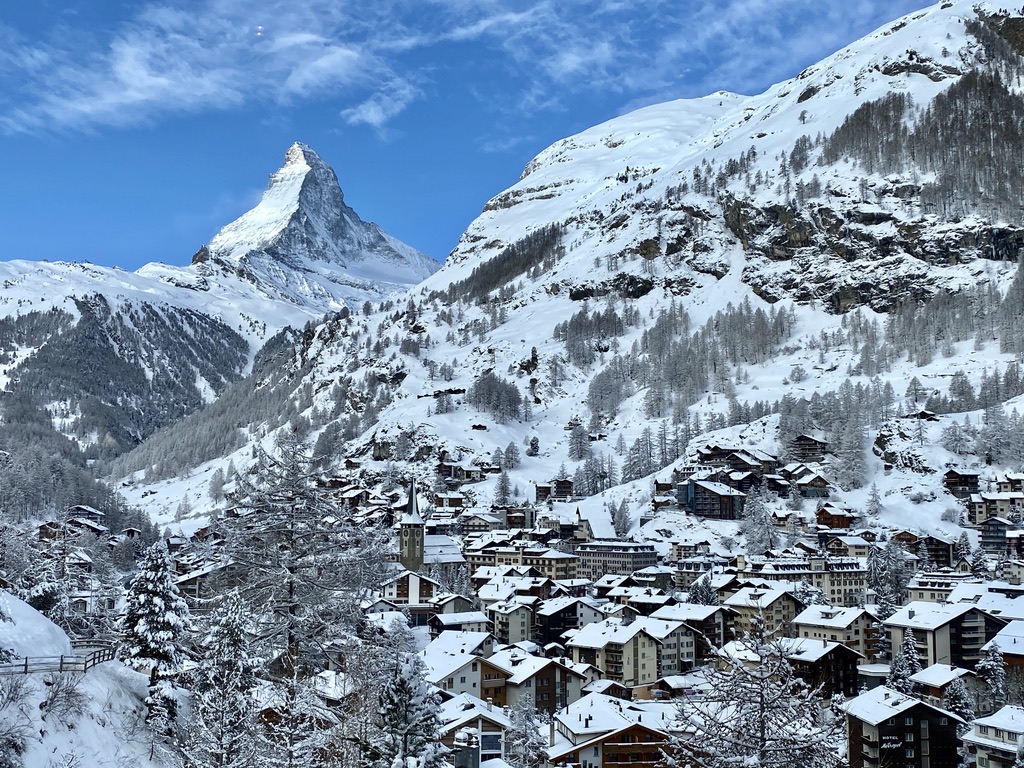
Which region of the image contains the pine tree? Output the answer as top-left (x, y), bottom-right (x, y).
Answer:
top-left (866, 483), bottom-right (882, 517)
top-left (612, 499), bottom-right (632, 538)
top-left (183, 592), bottom-right (260, 768)
top-left (955, 532), bottom-right (972, 562)
top-left (495, 470), bottom-right (512, 506)
top-left (740, 489), bottom-right (780, 554)
top-left (366, 653), bottom-right (447, 768)
top-left (978, 644), bottom-right (1008, 713)
top-left (120, 540), bottom-right (190, 683)
top-left (687, 574), bottom-right (720, 606)
top-left (941, 675), bottom-right (975, 729)
top-left (505, 693), bottom-right (547, 768)
top-left (971, 546), bottom-right (990, 579)
top-left (887, 632), bottom-right (922, 694)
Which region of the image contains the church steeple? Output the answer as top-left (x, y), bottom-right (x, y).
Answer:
top-left (399, 478), bottom-right (424, 571)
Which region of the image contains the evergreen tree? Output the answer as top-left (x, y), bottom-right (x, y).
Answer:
top-left (612, 499), bottom-right (632, 538)
top-left (505, 693), bottom-right (547, 768)
top-left (886, 632), bottom-right (922, 694)
top-left (120, 540), bottom-right (190, 684)
top-left (494, 471), bottom-right (512, 506)
top-left (941, 676), bottom-right (975, 729)
top-left (183, 592), bottom-right (260, 768)
top-left (978, 644), bottom-right (1008, 712)
top-left (971, 546), bottom-right (990, 579)
top-left (955, 532), bottom-right (972, 562)
top-left (865, 483), bottom-right (882, 517)
top-left (687, 574), bottom-right (720, 606)
top-left (366, 653), bottom-right (447, 768)
top-left (740, 489), bottom-right (779, 554)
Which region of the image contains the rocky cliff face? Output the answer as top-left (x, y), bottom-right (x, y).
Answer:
top-left (201, 142), bottom-right (439, 307)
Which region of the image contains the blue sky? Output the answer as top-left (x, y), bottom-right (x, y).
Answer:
top-left (0, 0), bottom-right (932, 270)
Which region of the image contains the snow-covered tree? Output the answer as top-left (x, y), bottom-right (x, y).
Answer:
top-left (494, 470), bottom-right (512, 505)
top-left (865, 482), bottom-right (882, 517)
top-left (971, 546), bottom-right (990, 579)
top-left (886, 632), bottom-right (922, 695)
top-left (941, 675), bottom-right (975, 729)
top-left (740, 489), bottom-right (779, 554)
top-left (977, 644), bottom-right (1008, 712)
top-left (120, 540), bottom-right (190, 684)
top-left (183, 592), bottom-right (260, 768)
top-left (365, 653), bottom-right (447, 768)
top-left (955, 532), bottom-right (972, 562)
top-left (217, 435), bottom-right (391, 674)
top-left (794, 579), bottom-right (830, 607)
top-left (686, 574), bottom-right (719, 606)
top-left (612, 499), bottom-right (632, 538)
top-left (661, 616), bottom-right (842, 768)
top-left (505, 693), bottom-right (547, 768)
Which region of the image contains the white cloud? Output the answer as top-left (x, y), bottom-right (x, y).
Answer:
top-left (0, 0), bottom-right (934, 134)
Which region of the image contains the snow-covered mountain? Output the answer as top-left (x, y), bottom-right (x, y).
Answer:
top-left (0, 143), bottom-right (435, 458)
top-left (114, 0), bottom-right (1024, 537)
top-left (192, 141), bottom-right (439, 308)
top-left (434, 0), bottom-right (1023, 312)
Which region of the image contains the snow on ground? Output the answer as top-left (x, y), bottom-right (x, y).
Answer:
top-left (1, 591), bottom-right (171, 767)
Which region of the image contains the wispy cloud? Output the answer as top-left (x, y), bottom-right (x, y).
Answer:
top-left (0, 0), bottom-right (933, 135)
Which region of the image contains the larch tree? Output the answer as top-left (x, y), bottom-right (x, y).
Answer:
top-left (661, 615), bottom-right (842, 768)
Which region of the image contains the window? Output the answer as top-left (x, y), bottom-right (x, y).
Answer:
top-left (905, 749), bottom-right (915, 758)
top-left (905, 717), bottom-right (914, 726)
top-left (460, 676), bottom-right (466, 684)
top-left (904, 733), bottom-right (914, 742)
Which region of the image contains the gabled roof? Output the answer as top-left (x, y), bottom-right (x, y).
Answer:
top-left (844, 685), bottom-right (961, 727)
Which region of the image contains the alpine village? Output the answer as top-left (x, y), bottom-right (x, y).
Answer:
top-left (7, 2), bottom-right (1024, 767)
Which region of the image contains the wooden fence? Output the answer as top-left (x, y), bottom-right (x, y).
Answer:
top-left (0, 643), bottom-right (116, 676)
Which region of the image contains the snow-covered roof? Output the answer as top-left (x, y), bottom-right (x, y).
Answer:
top-left (983, 620), bottom-right (1024, 653)
top-left (884, 601), bottom-right (980, 630)
top-left (908, 664), bottom-right (972, 688)
top-left (794, 605), bottom-right (873, 629)
top-left (843, 685), bottom-right (958, 726)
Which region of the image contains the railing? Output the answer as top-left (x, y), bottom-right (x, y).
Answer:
top-left (0, 643), bottom-right (116, 676)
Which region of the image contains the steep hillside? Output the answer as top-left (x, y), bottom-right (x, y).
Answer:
top-left (113, 0), bottom-right (1024, 544)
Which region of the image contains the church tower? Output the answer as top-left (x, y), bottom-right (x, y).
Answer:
top-left (399, 478), bottom-right (425, 572)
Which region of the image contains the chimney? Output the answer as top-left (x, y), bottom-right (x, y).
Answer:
top-left (908, 609), bottom-right (915, 619)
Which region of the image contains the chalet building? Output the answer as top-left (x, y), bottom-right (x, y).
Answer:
top-left (534, 596), bottom-right (604, 646)
top-left (844, 686), bottom-right (962, 768)
top-left (816, 502), bottom-right (856, 530)
top-left (918, 534), bottom-right (956, 569)
top-left (964, 706), bottom-right (1024, 768)
top-left (437, 693), bottom-right (511, 763)
top-left (380, 569), bottom-right (441, 626)
top-left (998, 473), bottom-right (1024, 493)
top-left (427, 611), bottom-right (492, 639)
top-left (906, 572), bottom-right (976, 604)
top-left (794, 472), bottom-right (831, 499)
top-left (433, 492), bottom-right (466, 509)
top-left (794, 605), bottom-right (881, 662)
top-left (791, 434), bottom-right (829, 463)
top-left (566, 615), bottom-right (696, 689)
top-left (884, 601), bottom-right (1008, 670)
top-left (979, 516), bottom-right (1023, 554)
top-left (983, 620), bottom-right (1024, 670)
top-left (908, 664), bottom-right (977, 707)
top-left (694, 443), bottom-right (739, 467)
top-left (823, 534), bottom-right (873, 558)
top-left (488, 649), bottom-right (587, 713)
top-left (486, 599), bottom-right (534, 645)
top-left (574, 541), bottom-right (659, 581)
top-left (723, 638), bottom-right (861, 697)
top-left (650, 603), bottom-right (735, 661)
top-left (944, 468), bottom-right (982, 499)
top-left (724, 587), bottom-right (802, 637)
top-left (676, 479), bottom-right (746, 519)
top-left (548, 721), bottom-right (668, 768)
top-left (671, 555), bottom-right (730, 590)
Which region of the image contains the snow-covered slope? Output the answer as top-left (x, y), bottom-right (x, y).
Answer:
top-left (430, 0), bottom-right (1021, 312)
top-left (118, 0), bottom-right (1024, 546)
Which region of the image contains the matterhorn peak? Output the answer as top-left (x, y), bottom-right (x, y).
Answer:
top-left (200, 142), bottom-right (439, 309)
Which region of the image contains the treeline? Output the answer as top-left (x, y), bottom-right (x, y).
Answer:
top-left (430, 224), bottom-right (564, 305)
